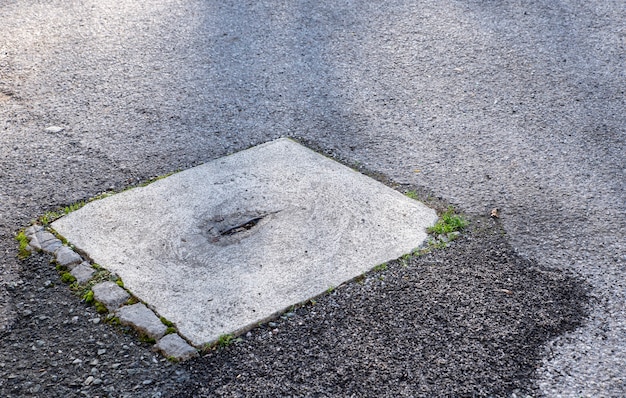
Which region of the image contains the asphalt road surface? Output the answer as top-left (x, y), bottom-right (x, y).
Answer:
top-left (1, 1), bottom-right (624, 397)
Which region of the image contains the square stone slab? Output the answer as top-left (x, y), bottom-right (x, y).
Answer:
top-left (52, 138), bottom-right (437, 346)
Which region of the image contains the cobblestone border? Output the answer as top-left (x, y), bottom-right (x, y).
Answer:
top-left (20, 224), bottom-right (198, 361)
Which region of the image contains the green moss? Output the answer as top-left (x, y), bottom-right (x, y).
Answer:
top-left (415, 248), bottom-right (431, 256)
top-left (399, 253), bottom-right (411, 267)
top-left (373, 262), bottom-right (388, 272)
top-left (83, 290), bottom-right (94, 304)
top-left (125, 296), bottom-right (139, 305)
top-left (39, 201), bottom-right (87, 226)
top-left (137, 170), bottom-right (180, 188)
top-left (50, 229), bottom-right (68, 245)
top-left (94, 301), bottom-right (108, 314)
top-left (15, 231), bottom-right (31, 259)
top-left (89, 192), bottom-right (114, 202)
top-left (63, 201), bottom-right (86, 214)
top-left (115, 279), bottom-right (124, 288)
top-left (60, 272), bottom-right (76, 284)
top-left (165, 327), bottom-right (177, 335)
top-left (138, 334), bottom-right (156, 344)
top-left (160, 317), bottom-right (174, 327)
top-left (428, 207), bottom-right (468, 235)
top-left (405, 190), bottom-right (419, 200)
top-left (217, 334), bottom-right (234, 348)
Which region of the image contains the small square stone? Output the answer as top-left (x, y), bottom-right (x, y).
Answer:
top-left (70, 262), bottom-right (96, 284)
top-left (116, 303), bottom-right (167, 340)
top-left (92, 281), bottom-right (130, 311)
top-left (154, 334), bottom-right (198, 361)
top-left (55, 246), bottom-right (82, 268)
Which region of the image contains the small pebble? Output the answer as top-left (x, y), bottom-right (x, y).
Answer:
top-left (72, 359), bottom-right (82, 364)
top-left (84, 375), bottom-right (94, 386)
top-left (45, 126), bottom-right (64, 133)
top-left (97, 349), bottom-right (106, 355)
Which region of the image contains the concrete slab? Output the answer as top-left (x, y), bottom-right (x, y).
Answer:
top-left (51, 138), bottom-right (437, 346)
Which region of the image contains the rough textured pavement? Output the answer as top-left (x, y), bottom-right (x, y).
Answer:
top-left (0, 0), bottom-right (624, 397)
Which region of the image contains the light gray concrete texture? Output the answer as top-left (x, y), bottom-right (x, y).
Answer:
top-left (0, 0), bottom-right (623, 396)
top-left (52, 138), bottom-right (437, 345)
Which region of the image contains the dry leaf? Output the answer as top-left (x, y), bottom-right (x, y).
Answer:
top-left (490, 208), bottom-right (499, 218)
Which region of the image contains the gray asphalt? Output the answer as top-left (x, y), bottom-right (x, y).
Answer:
top-left (1, 0), bottom-right (624, 396)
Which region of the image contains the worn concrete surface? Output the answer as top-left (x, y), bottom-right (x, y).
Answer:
top-left (52, 138), bottom-right (437, 345)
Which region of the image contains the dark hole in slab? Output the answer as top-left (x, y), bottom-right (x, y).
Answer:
top-left (200, 211), bottom-right (277, 245)
top-left (220, 217), bottom-right (264, 236)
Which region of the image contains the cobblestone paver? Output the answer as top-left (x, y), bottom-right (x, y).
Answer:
top-left (22, 225), bottom-right (199, 361)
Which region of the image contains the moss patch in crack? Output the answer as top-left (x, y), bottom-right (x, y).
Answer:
top-left (203, 333), bottom-right (239, 352)
top-left (60, 272), bottom-right (76, 284)
top-left (125, 296), bottom-right (139, 306)
top-left (404, 190), bottom-right (419, 200)
top-left (39, 201), bottom-right (87, 226)
top-left (83, 289), bottom-right (95, 304)
top-left (15, 230), bottom-right (31, 259)
top-left (94, 301), bottom-right (108, 314)
top-left (373, 262), bottom-right (388, 272)
top-left (428, 207), bottom-right (468, 235)
top-left (138, 334), bottom-right (156, 344)
top-left (72, 268), bottom-right (112, 299)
